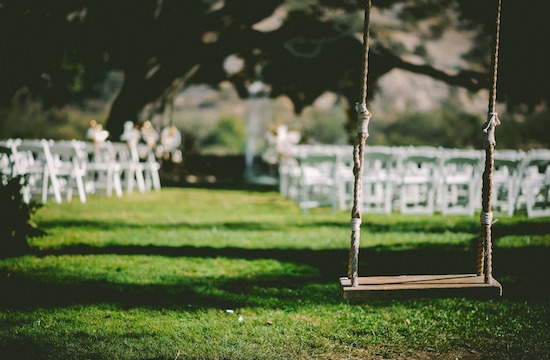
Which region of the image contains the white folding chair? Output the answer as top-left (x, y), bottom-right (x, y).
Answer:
top-left (83, 141), bottom-right (123, 198)
top-left (15, 139), bottom-right (63, 203)
top-left (278, 154), bottom-right (299, 199)
top-left (360, 146), bottom-right (399, 214)
top-left (110, 142), bottom-right (146, 194)
top-left (137, 143), bottom-right (161, 191)
top-left (438, 149), bottom-right (483, 216)
top-left (517, 149), bottom-right (550, 218)
top-left (295, 150), bottom-right (339, 212)
top-left (1, 139), bottom-right (34, 202)
top-left (48, 140), bottom-right (87, 203)
top-left (493, 150), bottom-right (525, 216)
top-left (280, 145), bottom-right (315, 201)
top-left (397, 146), bottom-right (442, 215)
top-left (332, 145), bottom-right (354, 211)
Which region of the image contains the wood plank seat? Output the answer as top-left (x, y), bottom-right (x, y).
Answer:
top-left (340, 274), bottom-right (502, 302)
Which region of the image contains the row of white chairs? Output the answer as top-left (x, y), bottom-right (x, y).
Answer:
top-left (279, 145), bottom-right (550, 218)
top-left (0, 139), bottom-right (161, 204)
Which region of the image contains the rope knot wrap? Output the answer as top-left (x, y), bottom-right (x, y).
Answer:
top-left (350, 217), bottom-right (362, 232)
top-left (480, 211), bottom-right (493, 225)
top-left (482, 112), bottom-right (501, 147)
top-left (355, 102), bottom-right (371, 135)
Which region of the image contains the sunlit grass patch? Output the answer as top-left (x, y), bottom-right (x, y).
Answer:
top-left (1, 255), bottom-right (319, 285)
top-left (495, 235), bottom-right (550, 247)
top-left (1, 187), bottom-right (549, 359)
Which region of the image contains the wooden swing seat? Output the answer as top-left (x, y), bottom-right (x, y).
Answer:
top-left (340, 274), bottom-right (502, 302)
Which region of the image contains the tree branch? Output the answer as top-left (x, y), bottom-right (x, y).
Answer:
top-left (374, 45), bottom-right (488, 93)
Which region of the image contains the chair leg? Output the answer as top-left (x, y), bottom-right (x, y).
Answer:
top-left (113, 170), bottom-right (123, 198)
top-left (151, 166), bottom-right (161, 191)
top-left (127, 167), bottom-right (135, 194)
top-left (507, 183), bottom-right (515, 217)
top-left (42, 169), bottom-right (49, 203)
top-left (426, 184), bottom-right (435, 215)
top-left (76, 174), bottom-right (86, 203)
top-left (135, 166), bottom-right (146, 193)
top-left (50, 174), bottom-right (62, 204)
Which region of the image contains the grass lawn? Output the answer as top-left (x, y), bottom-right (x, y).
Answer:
top-left (0, 187), bottom-right (549, 359)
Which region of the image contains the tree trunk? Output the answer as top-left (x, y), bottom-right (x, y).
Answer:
top-left (105, 74), bottom-right (146, 140)
top-left (105, 61), bottom-right (198, 140)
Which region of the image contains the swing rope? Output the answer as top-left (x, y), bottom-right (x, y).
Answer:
top-left (477, 0), bottom-right (502, 284)
top-left (348, 0), bottom-right (372, 287)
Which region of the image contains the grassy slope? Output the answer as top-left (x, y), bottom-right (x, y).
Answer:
top-left (0, 188), bottom-right (549, 359)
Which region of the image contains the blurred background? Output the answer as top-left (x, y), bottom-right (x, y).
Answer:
top-left (1, 0), bottom-right (548, 185)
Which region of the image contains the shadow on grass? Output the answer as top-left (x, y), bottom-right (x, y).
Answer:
top-left (2, 211), bottom-right (549, 310)
top-left (1, 240), bottom-right (548, 311)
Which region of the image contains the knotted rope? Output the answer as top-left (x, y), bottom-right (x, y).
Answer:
top-left (348, 0), bottom-right (372, 287)
top-left (477, 0), bottom-right (502, 284)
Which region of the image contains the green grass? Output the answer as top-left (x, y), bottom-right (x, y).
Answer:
top-left (1, 188), bottom-right (549, 359)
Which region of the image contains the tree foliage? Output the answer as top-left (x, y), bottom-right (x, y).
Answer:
top-left (0, 176), bottom-right (43, 256)
top-left (0, 0), bottom-right (548, 140)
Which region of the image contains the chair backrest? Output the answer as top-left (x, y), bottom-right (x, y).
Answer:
top-left (522, 149), bottom-right (550, 180)
top-left (364, 146), bottom-right (395, 164)
top-left (46, 140), bottom-right (88, 177)
top-left (495, 149), bottom-right (525, 169)
top-left (524, 149), bottom-right (550, 167)
top-left (493, 149), bottom-right (526, 182)
top-left (49, 141), bottom-right (84, 161)
top-left (363, 146), bottom-right (398, 179)
top-left (86, 141), bottom-right (116, 167)
top-left (399, 146), bottom-right (442, 176)
top-left (16, 139), bottom-right (51, 174)
top-left (296, 151), bottom-right (338, 181)
top-left (109, 142), bottom-right (132, 165)
top-left (440, 149), bottom-right (483, 178)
